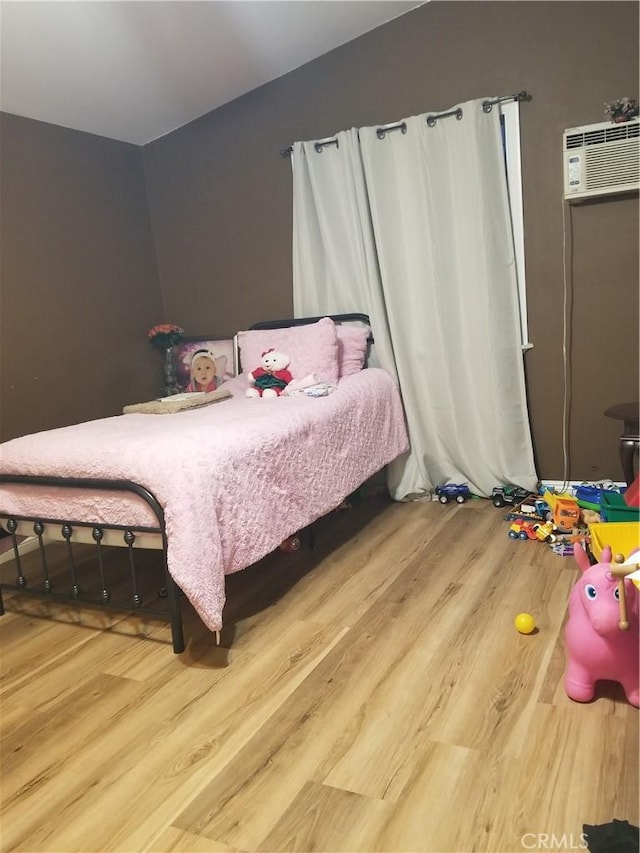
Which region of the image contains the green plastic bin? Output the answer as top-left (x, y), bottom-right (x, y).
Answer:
top-left (599, 491), bottom-right (640, 523)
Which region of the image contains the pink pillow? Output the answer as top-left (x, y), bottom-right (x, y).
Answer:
top-left (336, 324), bottom-right (371, 378)
top-left (237, 317), bottom-right (339, 384)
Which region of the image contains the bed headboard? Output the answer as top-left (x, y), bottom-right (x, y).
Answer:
top-left (249, 313), bottom-right (371, 332)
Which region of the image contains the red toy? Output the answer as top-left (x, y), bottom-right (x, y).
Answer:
top-left (246, 349), bottom-right (292, 398)
top-left (508, 518), bottom-right (538, 540)
top-left (624, 473), bottom-right (640, 507)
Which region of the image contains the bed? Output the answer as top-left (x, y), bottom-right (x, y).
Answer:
top-left (0, 314), bottom-right (409, 652)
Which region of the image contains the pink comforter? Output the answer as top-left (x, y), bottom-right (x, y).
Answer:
top-left (0, 369), bottom-right (408, 632)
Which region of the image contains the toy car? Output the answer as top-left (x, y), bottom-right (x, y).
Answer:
top-left (518, 498), bottom-right (549, 518)
top-left (508, 518), bottom-right (538, 540)
top-left (533, 520), bottom-right (556, 543)
top-left (436, 483), bottom-right (472, 504)
top-left (550, 497), bottom-right (581, 533)
top-left (491, 485), bottom-right (532, 508)
top-left (504, 498), bottom-right (549, 522)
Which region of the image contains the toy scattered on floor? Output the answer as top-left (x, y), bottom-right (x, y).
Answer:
top-left (541, 488), bottom-right (574, 513)
top-left (588, 520), bottom-right (640, 563)
top-left (581, 508), bottom-right (601, 525)
top-left (534, 520), bottom-right (556, 543)
top-left (514, 612), bottom-right (536, 634)
top-left (574, 482), bottom-right (622, 510)
top-left (599, 490), bottom-right (640, 523)
top-left (563, 543), bottom-right (639, 707)
top-left (551, 497), bottom-right (581, 532)
top-left (507, 517), bottom-right (561, 543)
top-left (550, 541), bottom-right (575, 556)
top-left (246, 349), bottom-right (293, 398)
top-left (491, 485), bottom-right (531, 508)
top-left (508, 496), bottom-right (549, 521)
top-left (436, 483), bottom-right (472, 504)
top-left (508, 519), bottom-right (538, 540)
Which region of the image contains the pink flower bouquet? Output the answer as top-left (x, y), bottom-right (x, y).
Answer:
top-left (148, 323), bottom-right (184, 351)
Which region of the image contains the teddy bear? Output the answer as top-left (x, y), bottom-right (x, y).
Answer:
top-left (246, 348), bottom-right (293, 398)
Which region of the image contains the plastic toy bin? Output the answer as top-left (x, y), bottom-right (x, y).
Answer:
top-left (599, 491), bottom-right (640, 523)
top-left (588, 522), bottom-right (640, 562)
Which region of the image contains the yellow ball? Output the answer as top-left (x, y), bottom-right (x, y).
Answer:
top-left (514, 613), bottom-right (536, 634)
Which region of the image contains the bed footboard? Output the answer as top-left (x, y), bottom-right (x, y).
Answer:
top-left (0, 475), bottom-right (185, 653)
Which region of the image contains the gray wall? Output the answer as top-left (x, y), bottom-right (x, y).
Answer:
top-left (1, 1), bottom-right (638, 485)
top-left (143, 0), bottom-right (640, 482)
top-left (0, 115), bottom-right (164, 438)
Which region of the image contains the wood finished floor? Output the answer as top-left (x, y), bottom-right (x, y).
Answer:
top-left (0, 496), bottom-right (637, 853)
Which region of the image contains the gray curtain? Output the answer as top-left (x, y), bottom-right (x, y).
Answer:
top-left (292, 98), bottom-right (538, 499)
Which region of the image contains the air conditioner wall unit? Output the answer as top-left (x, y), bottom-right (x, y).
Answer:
top-left (563, 118), bottom-right (639, 201)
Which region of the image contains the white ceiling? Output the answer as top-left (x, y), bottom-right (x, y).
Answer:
top-left (0, 0), bottom-right (424, 145)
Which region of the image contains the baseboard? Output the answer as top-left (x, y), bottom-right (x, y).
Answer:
top-left (540, 480), bottom-right (626, 492)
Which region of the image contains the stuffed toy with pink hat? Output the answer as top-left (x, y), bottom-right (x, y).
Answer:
top-left (246, 349), bottom-right (292, 398)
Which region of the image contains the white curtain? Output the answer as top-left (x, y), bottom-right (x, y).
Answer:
top-left (292, 98), bottom-right (538, 500)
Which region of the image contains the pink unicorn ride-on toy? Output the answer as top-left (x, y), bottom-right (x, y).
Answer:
top-left (564, 543), bottom-right (639, 708)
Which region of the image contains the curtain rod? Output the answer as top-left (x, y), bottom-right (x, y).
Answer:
top-left (482, 90), bottom-right (532, 112)
top-left (279, 90), bottom-right (531, 157)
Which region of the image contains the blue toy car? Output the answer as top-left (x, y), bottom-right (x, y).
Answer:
top-left (436, 483), bottom-right (472, 504)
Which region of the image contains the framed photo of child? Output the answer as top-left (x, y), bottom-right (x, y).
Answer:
top-left (172, 336), bottom-right (238, 393)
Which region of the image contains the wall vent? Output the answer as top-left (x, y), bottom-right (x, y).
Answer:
top-left (563, 118), bottom-right (639, 200)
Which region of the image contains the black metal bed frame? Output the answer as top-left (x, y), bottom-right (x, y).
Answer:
top-left (0, 314), bottom-right (374, 653)
top-left (0, 474), bottom-right (185, 653)
top-left (249, 312), bottom-right (371, 330)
